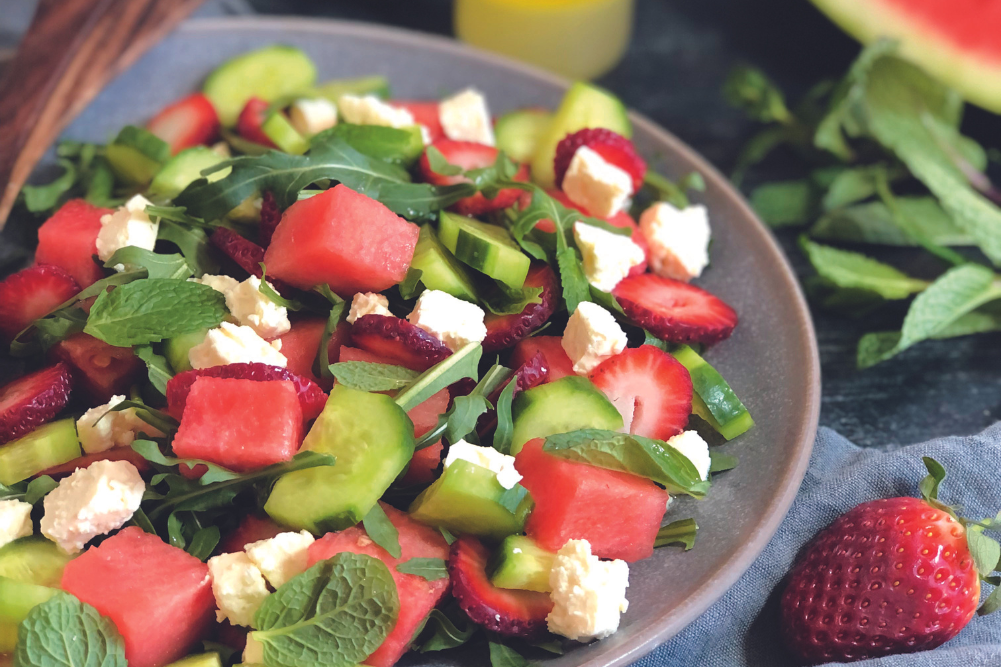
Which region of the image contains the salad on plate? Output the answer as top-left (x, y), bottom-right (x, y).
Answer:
top-left (0, 44), bottom-right (753, 667)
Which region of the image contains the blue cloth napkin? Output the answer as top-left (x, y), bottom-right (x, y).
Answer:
top-left (635, 423), bottom-right (1001, 666)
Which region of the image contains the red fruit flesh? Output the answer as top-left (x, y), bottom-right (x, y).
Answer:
top-left (276, 317), bottom-right (349, 390)
top-left (448, 536), bottom-right (553, 639)
top-left (257, 191), bottom-right (281, 247)
top-left (416, 139), bottom-right (529, 216)
top-left (588, 345), bottom-right (692, 440)
top-left (391, 101), bottom-right (444, 141)
top-left (236, 97), bottom-right (276, 148)
top-left (166, 362), bottom-right (327, 422)
top-left (218, 514), bottom-right (286, 554)
top-left (349, 315), bottom-right (451, 372)
top-left (39, 448), bottom-right (152, 478)
top-left (146, 93), bottom-right (220, 155)
top-left (483, 264), bottom-right (560, 352)
top-left (510, 336), bottom-right (574, 382)
top-left (399, 441), bottom-right (444, 486)
top-left (553, 127), bottom-right (646, 192)
top-left (0, 264), bottom-right (80, 343)
top-left (0, 363), bottom-right (73, 444)
top-left (49, 332), bottom-right (143, 403)
top-left (613, 273), bottom-right (738, 346)
top-left (34, 199), bottom-right (111, 288)
top-left (781, 497), bottom-right (980, 664)
top-left (477, 351), bottom-right (550, 437)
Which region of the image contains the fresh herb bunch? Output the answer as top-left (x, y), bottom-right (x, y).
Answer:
top-left (726, 40), bottom-right (1001, 368)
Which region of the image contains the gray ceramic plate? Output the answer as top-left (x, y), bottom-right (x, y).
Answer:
top-left (33, 16), bottom-right (820, 667)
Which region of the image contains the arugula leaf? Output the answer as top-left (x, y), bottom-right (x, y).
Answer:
top-left (257, 264), bottom-right (303, 311)
top-left (492, 376), bottom-right (519, 456)
top-left (488, 641), bottom-right (531, 667)
top-left (104, 247), bottom-right (193, 280)
top-left (396, 558), bottom-right (448, 581)
top-left (21, 158), bottom-right (78, 213)
top-left (132, 439), bottom-right (241, 484)
top-left (398, 267), bottom-right (424, 300)
top-left (709, 451), bottom-right (739, 474)
top-left (253, 553), bottom-right (399, 667)
top-left (15, 592), bottom-right (128, 667)
top-left (330, 361), bottom-right (419, 392)
top-left (444, 364), bottom-right (511, 444)
top-left (98, 400), bottom-right (177, 435)
top-left (84, 279), bottom-right (228, 347)
top-left (314, 295), bottom-right (347, 382)
top-left (424, 146), bottom-right (464, 176)
top-left (438, 527), bottom-right (457, 545)
top-left (655, 518), bottom-right (698, 550)
top-left (134, 344), bottom-right (174, 396)
top-left (496, 484), bottom-right (531, 514)
top-left (416, 607), bottom-right (476, 652)
top-left (186, 526), bottom-right (221, 561)
top-left (0, 477), bottom-right (55, 505)
top-left (362, 503), bottom-right (402, 559)
top-left (750, 180), bottom-right (817, 227)
top-left (313, 124), bottom-right (424, 166)
top-left (479, 280), bottom-right (544, 316)
top-left (810, 197), bottom-right (973, 247)
top-left (157, 220), bottom-right (220, 277)
top-left (394, 343), bottom-right (482, 412)
top-left (799, 236), bottom-right (929, 300)
top-left (643, 170), bottom-right (704, 209)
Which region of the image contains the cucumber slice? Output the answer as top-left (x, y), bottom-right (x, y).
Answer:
top-left (148, 146), bottom-right (230, 201)
top-left (225, 195), bottom-right (263, 223)
top-left (0, 537), bottom-right (73, 588)
top-left (0, 419), bottom-right (81, 486)
top-left (489, 535), bottom-right (555, 592)
top-left (313, 75), bottom-right (391, 103)
top-left (494, 109), bottom-right (553, 163)
top-left (438, 212), bottom-right (530, 289)
top-left (203, 46), bottom-right (318, 126)
top-left (672, 345), bottom-right (754, 440)
top-left (163, 653), bottom-right (222, 667)
top-left (265, 385), bottom-right (415, 533)
top-left (164, 329), bottom-right (208, 374)
top-left (0, 576), bottom-right (58, 653)
top-left (105, 125), bottom-right (171, 186)
top-left (261, 112), bottom-right (309, 155)
top-left (408, 460), bottom-right (532, 541)
top-left (314, 124), bottom-right (424, 167)
top-left (510, 376), bottom-right (622, 455)
top-left (410, 225), bottom-right (478, 302)
top-left (529, 82), bottom-right (631, 190)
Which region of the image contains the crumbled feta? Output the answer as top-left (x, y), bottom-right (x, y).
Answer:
top-left (665, 430), bottom-right (711, 481)
top-left (244, 530), bottom-right (315, 588)
top-left (95, 194), bottom-right (159, 268)
top-left (639, 202), bottom-right (711, 282)
top-left (195, 275), bottom-right (290, 339)
top-left (346, 292), bottom-right (392, 324)
top-left (338, 94), bottom-right (416, 129)
top-left (0, 500), bottom-right (33, 549)
top-left (288, 97), bottom-right (338, 137)
top-left (573, 222), bottom-right (646, 292)
top-left (243, 633), bottom-right (265, 664)
top-left (562, 146), bottom-right (633, 218)
top-left (547, 539), bottom-right (629, 641)
top-left (40, 460), bottom-right (145, 554)
top-left (207, 552), bottom-right (271, 627)
top-left (188, 322), bottom-right (287, 370)
top-left (444, 440), bottom-right (522, 489)
top-left (76, 394), bottom-right (163, 454)
top-left (562, 302), bottom-right (627, 375)
top-left (194, 274), bottom-right (240, 295)
top-left (439, 88), bottom-right (494, 146)
top-left (407, 289), bottom-right (487, 351)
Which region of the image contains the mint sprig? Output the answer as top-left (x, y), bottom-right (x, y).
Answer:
top-left (15, 592), bottom-right (127, 667)
top-left (330, 361), bottom-right (419, 392)
top-left (655, 518), bottom-right (698, 550)
top-left (396, 558), bottom-right (447, 581)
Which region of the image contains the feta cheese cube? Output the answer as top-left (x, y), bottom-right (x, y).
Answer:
top-left (639, 202), bottom-right (711, 282)
top-left (40, 460), bottom-right (145, 554)
top-left (562, 146), bottom-right (633, 218)
top-left (188, 322), bottom-right (287, 370)
top-left (407, 289), bottom-right (487, 352)
top-left (195, 275), bottom-right (291, 339)
top-left (346, 292), bottom-right (393, 324)
top-left (438, 88), bottom-right (494, 146)
top-left (207, 552), bottom-right (270, 627)
top-left (77, 394), bottom-right (163, 454)
top-left (547, 539), bottom-right (629, 641)
top-left (562, 302), bottom-right (627, 375)
top-left (0, 500), bottom-right (33, 549)
top-left (244, 530), bottom-right (315, 588)
top-left (665, 430), bottom-right (711, 480)
top-left (194, 274), bottom-right (239, 295)
top-left (338, 94), bottom-right (416, 129)
top-left (243, 633), bottom-right (265, 664)
top-left (444, 440), bottom-right (522, 489)
top-left (289, 97), bottom-right (338, 137)
top-left (95, 194), bottom-right (159, 267)
top-left (573, 222), bottom-right (646, 292)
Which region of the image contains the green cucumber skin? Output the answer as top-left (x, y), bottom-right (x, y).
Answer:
top-left (510, 376), bottom-right (623, 454)
top-left (0, 537), bottom-right (73, 588)
top-left (149, 147), bottom-right (229, 201)
top-left (488, 535), bottom-right (555, 593)
top-left (0, 577), bottom-right (58, 653)
top-left (410, 225), bottom-right (479, 302)
top-left (163, 329), bottom-right (208, 374)
top-left (162, 653), bottom-right (223, 667)
top-left (313, 76), bottom-right (391, 104)
top-left (672, 345), bottom-right (753, 440)
top-left (261, 113), bottom-right (309, 155)
top-left (438, 212), bottom-right (530, 289)
top-left (494, 109), bottom-right (553, 164)
top-left (0, 419), bottom-right (81, 486)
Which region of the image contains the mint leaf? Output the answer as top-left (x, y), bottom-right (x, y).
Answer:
top-left (722, 65), bottom-right (792, 124)
top-left (394, 343), bottom-right (482, 412)
top-left (655, 518), bottom-right (698, 550)
top-left (398, 267), bottom-right (424, 300)
top-left (750, 180), bottom-right (817, 227)
top-left (396, 558), bottom-right (447, 581)
top-left (253, 553), bottom-right (399, 667)
top-left (810, 197), bottom-right (972, 247)
top-left (799, 236), bottom-right (929, 300)
top-left (932, 304), bottom-right (1001, 338)
top-left (708, 451), bottom-right (739, 474)
top-left (821, 164), bottom-right (901, 211)
top-left (643, 170), bottom-right (703, 209)
top-left (84, 279), bottom-right (228, 347)
top-left (362, 503), bottom-right (401, 559)
top-left (556, 246), bottom-right (590, 314)
top-left (104, 248), bottom-right (192, 280)
top-left (157, 220), bottom-right (219, 277)
top-left (330, 361), bottom-right (419, 392)
top-left (416, 607), bottom-right (475, 652)
top-left (488, 641), bottom-right (531, 667)
top-left (134, 344), bottom-right (174, 396)
top-left (543, 429), bottom-right (710, 498)
top-left (14, 592), bottom-right (127, 667)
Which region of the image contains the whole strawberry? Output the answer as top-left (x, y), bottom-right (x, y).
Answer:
top-left (780, 458), bottom-right (997, 664)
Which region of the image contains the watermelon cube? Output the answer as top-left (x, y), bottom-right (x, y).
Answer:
top-left (172, 377), bottom-right (303, 471)
top-left (263, 185), bottom-right (419, 295)
top-left (34, 199), bottom-right (111, 289)
top-left (49, 332), bottom-right (144, 403)
top-left (61, 527), bottom-right (215, 667)
top-left (307, 502), bottom-right (450, 667)
top-left (218, 514), bottom-right (287, 554)
top-left (275, 316), bottom-right (349, 389)
top-left (515, 438), bottom-right (668, 562)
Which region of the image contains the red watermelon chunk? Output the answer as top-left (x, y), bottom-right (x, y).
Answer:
top-left (49, 332), bottom-right (144, 403)
top-left (510, 336), bottom-right (574, 383)
top-left (34, 199), bottom-right (111, 289)
top-left (307, 502), bottom-right (450, 667)
top-left (515, 438), bottom-right (668, 562)
top-left (218, 514), bottom-right (287, 554)
top-left (263, 185), bottom-right (419, 295)
top-left (61, 527), bottom-right (215, 667)
top-left (172, 377), bottom-right (303, 471)
top-left (275, 317), bottom-right (350, 390)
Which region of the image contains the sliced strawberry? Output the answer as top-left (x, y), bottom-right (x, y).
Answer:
top-left (483, 264), bottom-right (559, 352)
top-left (257, 191), bottom-right (281, 247)
top-left (349, 315), bottom-right (452, 372)
top-left (0, 363), bottom-right (73, 444)
top-left (613, 274), bottom-right (738, 345)
top-left (210, 227), bottom-right (293, 295)
top-left (38, 448), bottom-right (152, 479)
top-left (554, 128), bottom-right (646, 192)
top-left (166, 362), bottom-right (327, 421)
top-left (588, 345), bottom-right (692, 440)
top-left (448, 536), bottom-right (553, 639)
top-left (147, 93), bottom-right (220, 155)
top-left (236, 97), bottom-right (276, 148)
top-left (416, 139), bottom-right (529, 216)
top-left (477, 351), bottom-right (550, 437)
top-left (0, 265), bottom-right (80, 343)
top-left (49, 333), bottom-right (143, 403)
top-left (510, 336), bottom-right (575, 382)
top-left (391, 100), bottom-right (444, 142)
